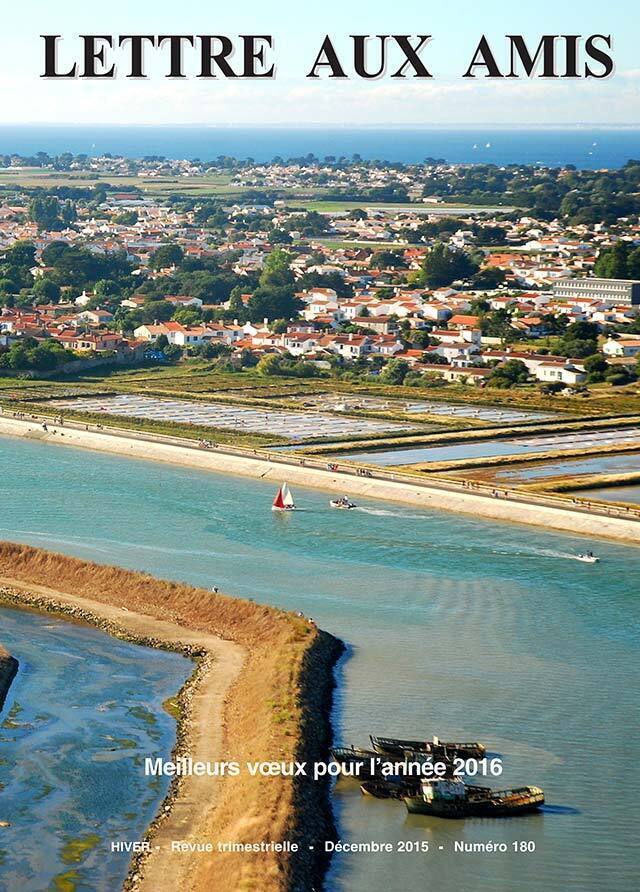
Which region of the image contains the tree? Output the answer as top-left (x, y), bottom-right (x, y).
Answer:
top-left (247, 286), bottom-right (302, 323)
top-left (417, 242), bottom-right (479, 288)
top-left (41, 241), bottom-right (70, 266)
top-left (41, 243), bottom-right (134, 292)
top-left (3, 241), bottom-right (36, 268)
top-left (32, 277), bottom-right (61, 304)
top-left (28, 196), bottom-right (63, 230)
top-left (256, 354), bottom-right (283, 377)
top-left (269, 228), bottom-right (293, 245)
top-left (285, 211), bottom-right (329, 237)
top-left (248, 249), bottom-right (301, 322)
top-left (472, 267), bottom-right (506, 289)
top-left (606, 368), bottom-right (636, 386)
top-left (628, 247), bottom-right (640, 279)
top-left (226, 286), bottom-right (248, 320)
top-left (114, 210), bottom-right (138, 225)
top-left (296, 270), bottom-right (352, 298)
top-left (259, 249), bottom-right (295, 289)
top-left (565, 321), bottom-right (599, 342)
top-left (141, 299), bottom-right (174, 323)
top-left (561, 338), bottom-right (598, 359)
top-left (172, 307), bottom-right (202, 325)
top-left (151, 244), bottom-right (184, 270)
top-left (489, 359), bottom-right (529, 388)
top-left (379, 359), bottom-right (410, 385)
top-left (594, 242), bottom-right (630, 279)
top-left (480, 308), bottom-right (513, 341)
top-left (370, 250), bottom-right (407, 269)
top-left (469, 298), bottom-right (490, 314)
top-left (584, 353), bottom-right (609, 383)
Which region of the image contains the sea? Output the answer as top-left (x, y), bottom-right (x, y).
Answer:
top-left (0, 125), bottom-right (639, 169)
top-left (0, 434), bottom-right (638, 892)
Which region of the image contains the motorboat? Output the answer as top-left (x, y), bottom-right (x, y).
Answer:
top-left (330, 496), bottom-right (357, 510)
top-left (576, 552), bottom-right (599, 564)
top-left (272, 483), bottom-right (296, 512)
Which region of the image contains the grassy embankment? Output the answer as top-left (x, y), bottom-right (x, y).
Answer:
top-left (519, 471), bottom-right (640, 494)
top-left (0, 543), bottom-right (343, 892)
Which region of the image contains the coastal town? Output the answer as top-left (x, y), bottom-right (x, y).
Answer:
top-left (1, 150), bottom-right (640, 892)
top-left (1, 152), bottom-right (640, 396)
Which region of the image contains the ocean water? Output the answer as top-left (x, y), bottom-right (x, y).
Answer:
top-left (0, 434), bottom-right (638, 892)
top-left (0, 125), bottom-right (639, 169)
top-left (0, 605), bottom-right (191, 892)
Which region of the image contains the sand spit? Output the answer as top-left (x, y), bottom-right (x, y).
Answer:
top-left (0, 543), bottom-right (343, 892)
top-left (1, 414), bottom-right (640, 544)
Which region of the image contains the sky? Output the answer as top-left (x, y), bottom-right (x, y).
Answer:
top-left (0, 0), bottom-right (638, 125)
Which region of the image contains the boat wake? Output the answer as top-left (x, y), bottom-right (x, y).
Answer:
top-left (354, 506), bottom-right (429, 520)
top-left (528, 548), bottom-right (600, 563)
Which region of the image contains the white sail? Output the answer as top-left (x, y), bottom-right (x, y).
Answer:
top-left (282, 483), bottom-right (295, 508)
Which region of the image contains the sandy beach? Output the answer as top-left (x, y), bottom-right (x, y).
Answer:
top-left (0, 544), bottom-right (343, 892)
top-left (2, 413), bottom-right (640, 544)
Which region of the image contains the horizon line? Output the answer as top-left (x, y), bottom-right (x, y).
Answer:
top-left (2, 122), bottom-right (640, 130)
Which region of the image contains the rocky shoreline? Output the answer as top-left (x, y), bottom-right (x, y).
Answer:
top-left (0, 643), bottom-right (18, 713)
top-left (286, 632), bottom-right (346, 890)
top-left (0, 543), bottom-right (345, 892)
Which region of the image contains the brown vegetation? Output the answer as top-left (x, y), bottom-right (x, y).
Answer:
top-left (521, 470), bottom-right (640, 494)
top-left (0, 542), bottom-right (343, 892)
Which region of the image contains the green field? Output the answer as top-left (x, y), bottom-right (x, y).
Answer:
top-left (286, 199), bottom-right (507, 214)
top-left (0, 167), bottom-right (245, 196)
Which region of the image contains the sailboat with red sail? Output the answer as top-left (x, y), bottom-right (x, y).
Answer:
top-left (272, 482), bottom-right (296, 512)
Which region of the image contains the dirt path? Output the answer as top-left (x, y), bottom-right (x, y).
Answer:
top-left (0, 576), bottom-right (245, 892)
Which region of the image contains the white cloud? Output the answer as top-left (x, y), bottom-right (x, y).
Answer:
top-left (2, 66), bottom-right (640, 125)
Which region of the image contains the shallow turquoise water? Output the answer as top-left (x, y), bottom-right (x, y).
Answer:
top-left (0, 605), bottom-right (191, 891)
top-left (0, 435), bottom-right (639, 892)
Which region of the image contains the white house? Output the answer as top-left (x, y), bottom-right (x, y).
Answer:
top-left (535, 362), bottom-right (586, 385)
top-left (602, 337), bottom-right (640, 358)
